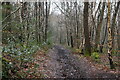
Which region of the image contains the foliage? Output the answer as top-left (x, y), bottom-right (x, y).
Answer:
top-left (2, 40), bottom-right (39, 78)
top-left (2, 37), bottom-right (53, 78)
top-left (40, 41), bottom-right (53, 53)
top-left (91, 52), bottom-right (100, 62)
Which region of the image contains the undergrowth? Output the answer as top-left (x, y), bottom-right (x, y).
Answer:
top-left (2, 40), bottom-right (53, 78)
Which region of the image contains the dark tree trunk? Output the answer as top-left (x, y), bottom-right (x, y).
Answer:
top-left (35, 2), bottom-right (38, 42)
top-left (83, 2), bottom-right (91, 56)
top-left (38, 2), bottom-right (41, 43)
top-left (45, 2), bottom-right (48, 42)
top-left (70, 29), bottom-right (74, 48)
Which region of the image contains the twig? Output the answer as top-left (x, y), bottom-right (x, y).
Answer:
top-left (53, 2), bottom-right (69, 18)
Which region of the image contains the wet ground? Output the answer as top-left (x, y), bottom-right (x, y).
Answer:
top-left (44, 45), bottom-right (119, 79)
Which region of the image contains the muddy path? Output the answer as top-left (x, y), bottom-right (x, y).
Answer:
top-left (44, 45), bottom-right (119, 78)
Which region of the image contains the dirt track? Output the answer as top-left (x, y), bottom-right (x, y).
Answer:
top-left (44, 45), bottom-right (119, 78)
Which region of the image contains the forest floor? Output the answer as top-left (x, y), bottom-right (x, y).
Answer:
top-left (19, 45), bottom-right (119, 78)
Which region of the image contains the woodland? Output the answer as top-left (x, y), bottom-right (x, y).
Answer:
top-left (1, 0), bottom-right (120, 79)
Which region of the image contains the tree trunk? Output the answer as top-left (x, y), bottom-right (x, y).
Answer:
top-left (75, 2), bottom-right (79, 49)
top-left (70, 29), bottom-right (74, 48)
top-left (95, 2), bottom-right (105, 52)
top-left (45, 2), bottom-right (48, 42)
top-left (83, 2), bottom-right (91, 56)
top-left (35, 2), bottom-right (38, 43)
top-left (107, 0), bottom-right (115, 69)
top-left (117, 9), bottom-right (120, 51)
top-left (99, 16), bottom-right (108, 53)
top-left (65, 18), bottom-right (70, 46)
top-left (111, 2), bottom-right (120, 51)
top-left (38, 2), bottom-right (41, 43)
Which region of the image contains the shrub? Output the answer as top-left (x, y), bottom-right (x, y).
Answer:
top-left (91, 52), bottom-right (100, 62)
top-left (2, 41), bottom-right (39, 78)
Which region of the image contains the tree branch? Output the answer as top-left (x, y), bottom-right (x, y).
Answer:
top-left (53, 2), bottom-right (69, 18)
top-left (2, 6), bottom-right (21, 23)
